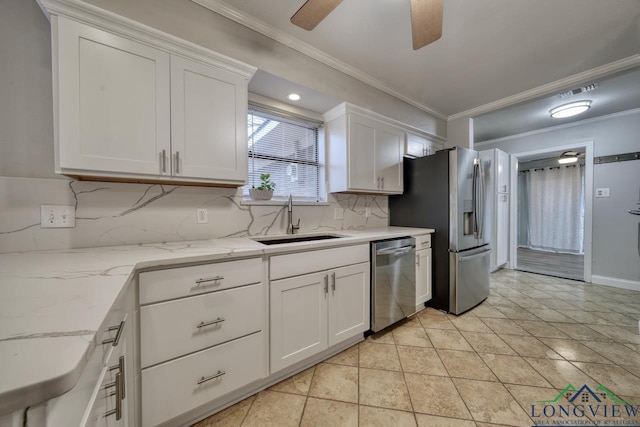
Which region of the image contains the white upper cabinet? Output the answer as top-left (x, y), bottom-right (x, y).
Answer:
top-left (56, 16), bottom-right (171, 176)
top-left (50, 13), bottom-right (255, 186)
top-left (170, 56), bottom-right (248, 182)
top-left (347, 114), bottom-right (378, 191)
top-left (375, 124), bottom-right (404, 193)
top-left (497, 149), bottom-right (510, 193)
top-left (326, 104), bottom-right (409, 194)
top-left (405, 133), bottom-right (442, 158)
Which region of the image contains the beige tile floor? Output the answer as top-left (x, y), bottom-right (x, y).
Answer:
top-left (194, 270), bottom-right (640, 427)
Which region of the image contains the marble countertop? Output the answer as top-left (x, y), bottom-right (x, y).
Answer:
top-left (0, 226), bottom-right (433, 415)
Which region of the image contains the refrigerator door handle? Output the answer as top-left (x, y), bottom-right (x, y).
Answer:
top-left (477, 160), bottom-right (485, 240)
top-left (472, 160), bottom-right (479, 239)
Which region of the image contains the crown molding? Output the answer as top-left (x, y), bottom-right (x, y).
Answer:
top-left (323, 102), bottom-right (447, 142)
top-left (37, 0), bottom-right (257, 78)
top-left (190, 0), bottom-right (448, 121)
top-left (474, 107), bottom-right (640, 146)
top-left (449, 54), bottom-right (640, 121)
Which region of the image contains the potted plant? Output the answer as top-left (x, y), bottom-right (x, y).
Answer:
top-left (249, 173), bottom-right (276, 200)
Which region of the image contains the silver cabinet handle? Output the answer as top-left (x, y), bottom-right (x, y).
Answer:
top-left (174, 151), bottom-right (180, 174)
top-left (416, 253), bottom-right (420, 266)
top-left (196, 317), bottom-right (225, 329)
top-left (102, 321), bottom-right (124, 346)
top-left (381, 177), bottom-right (384, 189)
top-left (104, 372), bottom-right (122, 420)
top-left (324, 274), bottom-right (329, 295)
top-left (331, 272), bottom-right (336, 293)
top-left (108, 356), bottom-right (125, 399)
top-left (197, 370), bottom-right (226, 385)
top-left (161, 149), bottom-right (167, 173)
top-left (376, 177), bottom-right (380, 189)
top-left (195, 275), bottom-right (224, 285)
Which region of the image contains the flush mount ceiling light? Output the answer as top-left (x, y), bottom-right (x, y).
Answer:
top-left (558, 156), bottom-right (578, 164)
top-left (550, 100), bottom-right (592, 119)
top-left (558, 151), bottom-right (581, 164)
top-left (287, 93), bottom-right (301, 101)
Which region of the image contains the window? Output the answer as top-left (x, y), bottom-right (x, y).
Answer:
top-left (244, 107), bottom-right (323, 202)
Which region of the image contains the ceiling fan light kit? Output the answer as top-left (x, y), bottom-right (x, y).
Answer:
top-left (290, 0), bottom-right (443, 50)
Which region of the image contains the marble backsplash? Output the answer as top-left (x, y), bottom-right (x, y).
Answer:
top-left (0, 176), bottom-right (389, 253)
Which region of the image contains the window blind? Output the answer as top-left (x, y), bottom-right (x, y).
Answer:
top-left (244, 108), bottom-right (321, 202)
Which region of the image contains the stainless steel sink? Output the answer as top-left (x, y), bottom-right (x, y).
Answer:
top-left (252, 233), bottom-right (345, 245)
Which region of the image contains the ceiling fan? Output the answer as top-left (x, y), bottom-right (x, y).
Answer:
top-left (290, 0), bottom-right (443, 50)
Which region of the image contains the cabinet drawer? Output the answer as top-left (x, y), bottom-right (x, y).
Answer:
top-left (139, 258), bottom-right (262, 304)
top-left (141, 332), bottom-right (265, 427)
top-left (140, 283), bottom-right (264, 368)
top-left (270, 244), bottom-right (368, 280)
top-left (415, 234), bottom-right (431, 249)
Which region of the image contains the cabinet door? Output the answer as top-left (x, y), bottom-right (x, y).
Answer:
top-left (376, 124), bottom-right (404, 193)
top-left (416, 248), bottom-right (432, 307)
top-left (328, 263), bottom-right (370, 347)
top-left (406, 133), bottom-right (440, 158)
top-left (496, 193), bottom-right (509, 266)
top-left (170, 55), bottom-right (248, 182)
top-left (270, 271), bottom-right (328, 372)
top-left (347, 114), bottom-right (377, 191)
top-left (56, 17), bottom-right (170, 176)
top-left (497, 150), bottom-right (510, 193)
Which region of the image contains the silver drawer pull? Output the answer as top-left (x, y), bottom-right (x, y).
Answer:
top-left (195, 275), bottom-right (224, 285)
top-left (197, 370), bottom-right (226, 385)
top-left (108, 356), bottom-right (126, 399)
top-left (421, 241), bottom-right (429, 246)
top-left (196, 317), bottom-right (225, 329)
top-left (104, 373), bottom-right (122, 420)
top-left (102, 321), bottom-right (125, 346)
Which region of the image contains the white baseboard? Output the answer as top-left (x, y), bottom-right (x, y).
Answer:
top-left (591, 275), bottom-right (640, 292)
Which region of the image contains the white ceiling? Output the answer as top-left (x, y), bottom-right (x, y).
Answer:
top-left (215, 0), bottom-right (640, 116)
top-left (473, 67), bottom-right (640, 143)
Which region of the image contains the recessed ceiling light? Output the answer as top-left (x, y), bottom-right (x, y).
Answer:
top-left (558, 157), bottom-right (578, 164)
top-left (550, 100), bottom-right (591, 119)
top-left (287, 93), bottom-right (301, 101)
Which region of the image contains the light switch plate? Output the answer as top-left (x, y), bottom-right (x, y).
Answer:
top-left (197, 208), bottom-right (208, 224)
top-left (41, 205), bottom-right (75, 228)
top-left (595, 188), bottom-right (610, 198)
top-left (334, 208), bottom-right (344, 220)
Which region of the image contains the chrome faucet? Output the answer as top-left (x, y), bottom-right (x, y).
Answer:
top-left (287, 194), bottom-right (300, 235)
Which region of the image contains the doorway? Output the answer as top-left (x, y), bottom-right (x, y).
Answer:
top-left (509, 142), bottom-right (593, 282)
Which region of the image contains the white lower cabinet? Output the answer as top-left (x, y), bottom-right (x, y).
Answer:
top-left (45, 288), bottom-right (133, 427)
top-left (139, 257), bottom-right (266, 427)
top-left (415, 234), bottom-right (433, 312)
top-left (496, 193), bottom-right (509, 267)
top-left (270, 262), bottom-right (370, 373)
top-left (141, 332), bottom-right (264, 427)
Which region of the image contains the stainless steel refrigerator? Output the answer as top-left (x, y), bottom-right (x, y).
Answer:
top-left (389, 146), bottom-right (491, 314)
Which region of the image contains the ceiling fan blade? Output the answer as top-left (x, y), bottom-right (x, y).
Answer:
top-left (291, 0), bottom-right (343, 31)
top-left (410, 0), bottom-right (443, 50)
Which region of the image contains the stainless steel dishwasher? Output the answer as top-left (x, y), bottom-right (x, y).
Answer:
top-left (371, 237), bottom-right (416, 332)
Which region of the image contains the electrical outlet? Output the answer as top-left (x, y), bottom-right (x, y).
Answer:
top-left (595, 188), bottom-right (610, 198)
top-left (197, 208), bottom-right (208, 224)
top-left (365, 207), bottom-right (371, 218)
top-left (334, 208), bottom-right (344, 220)
top-left (41, 205), bottom-right (75, 228)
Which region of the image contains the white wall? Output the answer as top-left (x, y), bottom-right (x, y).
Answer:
top-left (446, 116), bottom-right (473, 149)
top-left (0, 0), bottom-right (57, 180)
top-left (478, 110), bottom-right (640, 285)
